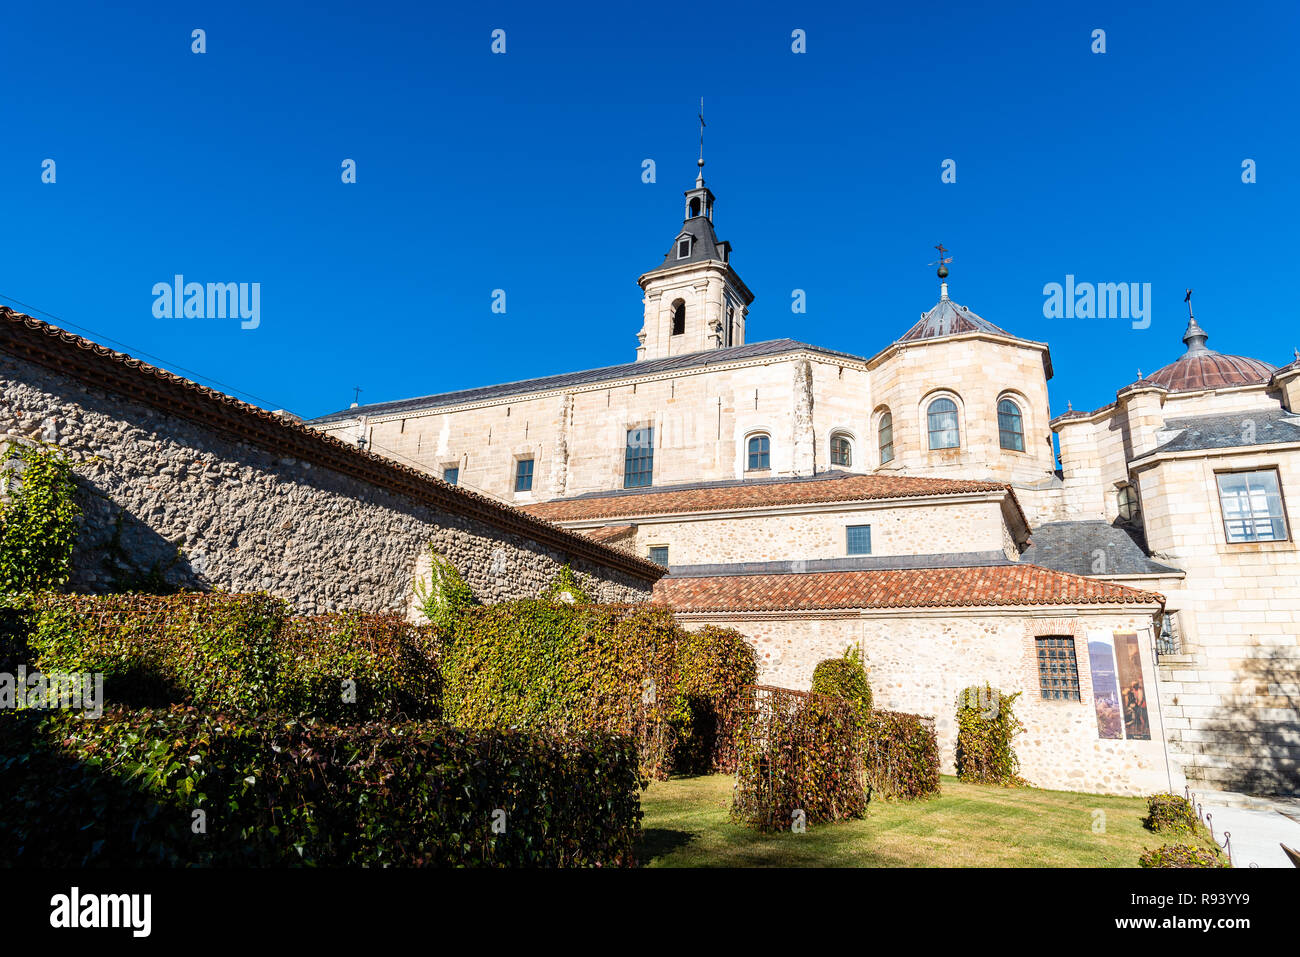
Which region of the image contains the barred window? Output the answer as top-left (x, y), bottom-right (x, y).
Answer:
top-left (648, 546), bottom-right (669, 566)
top-left (846, 524), bottom-right (871, 556)
top-left (878, 411), bottom-right (894, 464)
top-left (625, 427), bottom-right (654, 489)
top-left (927, 397), bottom-right (960, 450)
top-left (1035, 636), bottom-right (1081, 700)
top-left (514, 458), bottom-right (534, 493)
top-left (831, 433), bottom-right (852, 467)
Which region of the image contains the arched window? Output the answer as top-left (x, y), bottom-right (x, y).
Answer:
top-left (997, 398), bottom-right (1025, 451)
top-left (927, 397), bottom-right (960, 450)
top-left (746, 434), bottom-right (770, 471)
top-left (831, 432), bottom-right (852, 467)
top-left (688, 197), bottom-right (701, 218)
top-left (670, 299), bottom-right (685, 336)
top-left (878, 412), bottom-right (894, 464)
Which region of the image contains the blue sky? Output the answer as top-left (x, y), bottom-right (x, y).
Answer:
top-left (2, 1), bottom-right (1295, 421)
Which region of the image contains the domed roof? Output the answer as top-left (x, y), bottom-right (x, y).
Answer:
top-left (1142, 317), bottom-right (1275, 392)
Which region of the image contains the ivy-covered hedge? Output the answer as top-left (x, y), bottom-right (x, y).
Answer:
top-left (22, 593), bottom-right (441, 720)
top-left (810, 647), bottom-right (872, 716)
top-left (955, 683), bottom-right (1025, 786)
top-left (731, 685), bottom-right (866, 831)
top-left (440, 600), bottom-right (755, 777)
top-left (0, 442), bottom-right (80, 593)
top-left (1139, 843), bottom-right (1229, 868)
top-left (275, 612), bottom-right (442, 721)
top-left (0, 706), bottom-right (642, 867)
top-left (861, 709), bottom-right (940, 800)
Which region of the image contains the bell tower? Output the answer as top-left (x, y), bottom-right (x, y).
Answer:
top-left (635, 110), bottom-right (753, 362)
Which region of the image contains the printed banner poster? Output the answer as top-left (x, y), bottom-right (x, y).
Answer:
top-left (1086, 630), bottom-right (1124, 740)
top-left (1114, 630), bottom-right (1151, 740)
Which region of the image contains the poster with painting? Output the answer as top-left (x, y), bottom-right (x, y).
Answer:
top-left (1085, 630), bottom-right (1124, 739)
top-left (1114, 631), bottom-right (1151, 740)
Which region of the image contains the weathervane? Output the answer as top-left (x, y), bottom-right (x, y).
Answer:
top-left (929, 244), bottom-right (952, 279)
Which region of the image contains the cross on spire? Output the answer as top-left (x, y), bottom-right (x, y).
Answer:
top-left (1185, 288), bottom-right (1194, 320)
top-left (696, 97), bottom-right (706, 183)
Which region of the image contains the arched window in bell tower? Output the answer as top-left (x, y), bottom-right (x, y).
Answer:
top-left (670, 299), bottom-right (686, 336)
top-left (688, 197), bottom-right (701, 218)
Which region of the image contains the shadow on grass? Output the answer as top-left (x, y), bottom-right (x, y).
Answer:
top-left (636, 827), bottom-right (695, 863)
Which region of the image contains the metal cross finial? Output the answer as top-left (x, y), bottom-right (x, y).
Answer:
top-left (1185, 288), bottom-right (1194, 319)
top-left (353, 386), bottom-right (362, 404)
top-left (697, 97), bottom-right (706, 170)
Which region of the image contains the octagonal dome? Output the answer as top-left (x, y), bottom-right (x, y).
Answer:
top-left (1142, 317), bottom-right (1275, 392)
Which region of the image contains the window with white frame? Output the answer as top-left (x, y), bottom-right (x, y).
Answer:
top-left (927, 397), bottom-right (960, 450)
top-left (1216, 469), bottom-right (1288, 542)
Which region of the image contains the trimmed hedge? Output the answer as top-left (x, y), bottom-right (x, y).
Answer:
top-left (861, 709), bottom-right (941, 800)
top-left (441, 600), bottom-right (755, 777)
top-left (1139, 843), bottom-right (1229, 869)
top-left (810, 647), bottom-right (872, 716)
top-left (0, 705), bottom-right (642, 867)
top-left (22, 593), bottom-right (441, 721)
top-left (731, 685), bottom-right (866, 831)
top-left (1142, 793), bottom-right (1198, 835)
top-left (955, 683), bottom-right (1025, 786)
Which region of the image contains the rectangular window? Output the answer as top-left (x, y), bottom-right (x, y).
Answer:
top-left (1217, 469), bottom-right (1288, 543)
top-left (1036, 636), bottom-right (1081, 701)
top-left (514, 458), bottom-right (534, 492)
top-left (625, 427), bottom-right (654, 489)
top-left (443, 467), bottom-right (459, 486)
top-left (648, 546), bottom-right (669, 566)
top-left (846, 525), bottom-right (871, 556)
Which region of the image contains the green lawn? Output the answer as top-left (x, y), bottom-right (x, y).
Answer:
top-left (638, 774), bottom-right (1181, 867)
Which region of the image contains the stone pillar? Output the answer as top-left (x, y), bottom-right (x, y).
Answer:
top-left (792, 359), bottom-right (816, 475)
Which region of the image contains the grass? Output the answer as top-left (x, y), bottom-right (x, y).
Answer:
top-left (638, 774), bottom-right (1196, 867)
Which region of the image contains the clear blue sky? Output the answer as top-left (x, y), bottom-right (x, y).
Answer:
top-left (2, 1), bottom-right (1295, 421)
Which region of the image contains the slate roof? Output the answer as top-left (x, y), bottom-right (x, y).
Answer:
top-left (1020, 521), bottom-right (1181, 577)
top-left (309, 338), bottom-right (869, 424)
top-left (654, 564), bottom-right (1163, 613)
top-left (648, 209), bottom-right (729, 272)
top-left (1148, 408), bottom-right (1300, 456)
top-left (666, 551), bottom-right (1014, 579)
top-left (898, 292), bottom-right (1015, 342)
top-left (0, 307), bottom-right (666, 583)
top-left (522, 470), bottom-right (1022, 523)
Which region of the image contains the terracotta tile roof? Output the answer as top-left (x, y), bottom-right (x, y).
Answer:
top-left (0, 307), bottom-right (665, 583)
top-left (580, 524), bottom-right (637, 544)
top-left (654, 564), bottom-right (1162, 612)
top-left (524, 471), bottom-right (1022, 523)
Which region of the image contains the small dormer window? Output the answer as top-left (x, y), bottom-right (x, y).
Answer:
top-left (676, 238), bottom-right (691, 259)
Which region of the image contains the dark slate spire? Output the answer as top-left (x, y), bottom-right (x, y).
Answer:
top-left (644, 161), bottom-right (734, 274)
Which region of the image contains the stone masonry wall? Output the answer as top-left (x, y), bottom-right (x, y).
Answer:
top-left (676, 608), bottom-right (1174, 795)
top-left (0, 354), bottom-right (654, 613)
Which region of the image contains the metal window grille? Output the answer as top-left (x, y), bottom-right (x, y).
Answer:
top-left (648, 546), bottom-right (669, 566)
top-left (1216, 469), bottom-right (1288, 543)
top-left (1036, 636), bottom-right (1080, 700)
top-left (846, 525), bottom-right (871, 556)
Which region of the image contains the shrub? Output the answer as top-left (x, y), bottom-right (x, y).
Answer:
top-left (412, 546), bottom-right (476, 632)
top-left (441, 600), bottom-right (682, 777)
top-left (861, 709), bottom-right (941, 800)
top-left (26, 592), bottom-right (287, 711)
top-left (1142, 793), bottom-right (1198, 834)
top-left (673, 625), bottom-right (758, 774)
top-left (23, 593), bottom-right (441, 720)
top-left (1139, 843), bottom-right (1229, 868)
top-left (955, 683), bottom-right (1025, 786)
top-left (0, 443), bottom-right (80, 593)
top-left (0, 705), bottom-right (643, 867)
top-left (441, 601), bottom-right (755, 778)
top-left (538, 564), bottom-right (591, 604)
top-left (274, 612), bottom-right (442, 721)
top-left (731, 685), bottom-right (866, 831)
top-left (810, 646), bottom-right (872, 717)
